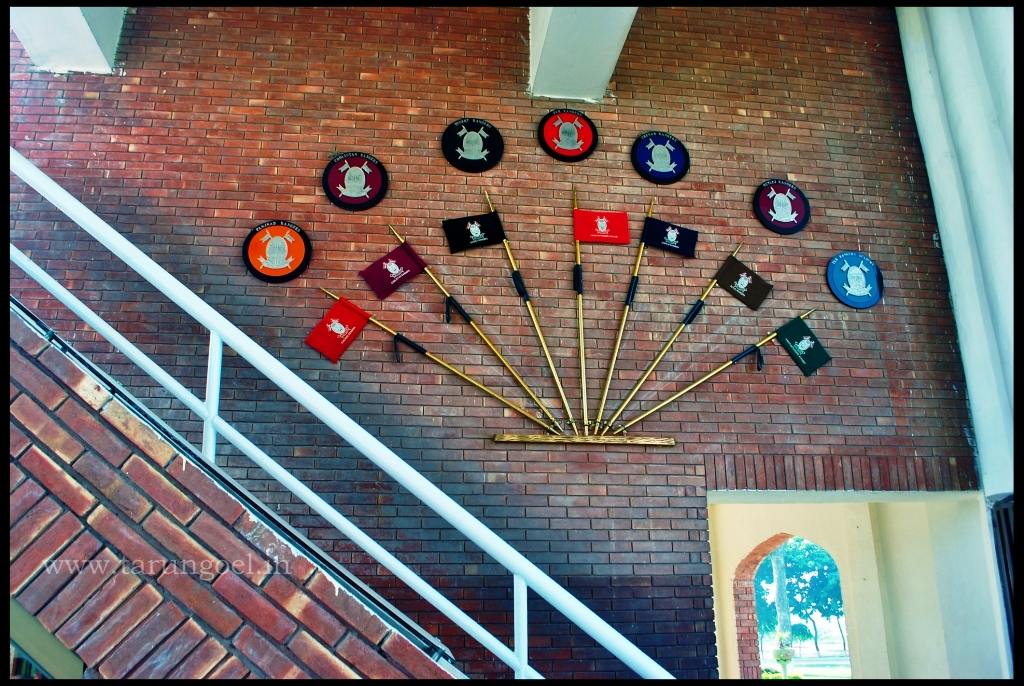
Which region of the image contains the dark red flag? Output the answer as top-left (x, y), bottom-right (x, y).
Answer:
top-left (573, 208), bottom-right (630, 245)
top-left (359, 242), bottom-right (427, 299)
top-left (305, 297), bottom-right (371, 363)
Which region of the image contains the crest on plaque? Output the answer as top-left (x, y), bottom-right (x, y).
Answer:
top-left (322, 152), bottom-right (389, 211)
top-left (537, 109), bottom-right (598, 162)
top-left (441, 118), bottom-right (504, 173)
top-left (753, 179), bottom-right (810, 235)
top-left (826, 250), bottom-right (883, 309)
top-left (242, 220), bottom-right (312, 283)
top-left (630, 131), bottom-right (690, 184)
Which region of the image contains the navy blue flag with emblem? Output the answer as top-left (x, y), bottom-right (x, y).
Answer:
top-left (776, 316), bottom-right (831, 376)
top-left (640, 217), bottom-right (698, 258)
top-left (715, 255), bottom-right (773, 310)
top-left (441, 211), bottom-right (506, 254)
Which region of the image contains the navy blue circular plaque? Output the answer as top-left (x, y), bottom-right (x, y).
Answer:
top-left (753, 179), bottom-right (810, 235)
top-left (630, 131), bottom-right (689, 184)
top-left (441, 118), bottom-right (504, 173)
top-left (826, 251), bottom-right (883, 309)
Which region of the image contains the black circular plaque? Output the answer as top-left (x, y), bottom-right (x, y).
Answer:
top-left (242, 220), bottom-right (312, 283)
top-left (322, 152), bottom-right (389, 211)
top-left (537, 109), bottom-right (598, 162)
top-left (441, 118), bottom-right (504, 173)
top-left (753, 179), bottom-right (811, 235)
top-left (630, 131), bottom-right (690, 184)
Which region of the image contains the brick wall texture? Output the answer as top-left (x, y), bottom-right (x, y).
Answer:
top-left (9, 312), bottom-right (455, 679)
top-left (10, 6), bottom-right (977, 679)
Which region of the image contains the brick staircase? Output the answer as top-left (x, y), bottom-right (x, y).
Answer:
top-left (9, 308), bottom-right (463, 679)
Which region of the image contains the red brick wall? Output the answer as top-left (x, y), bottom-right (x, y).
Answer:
top-left (9, 6), bottom-right (976, 679)
top-left (9, 312), bottom-right (454, 679)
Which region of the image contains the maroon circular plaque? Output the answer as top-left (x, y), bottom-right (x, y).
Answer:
top-left (322, 152), bottom-right (389, 211)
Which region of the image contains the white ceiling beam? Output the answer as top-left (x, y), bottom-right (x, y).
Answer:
top-left (529, 7), bottom-right (638, 103)
top-left (9, 7), bottom-right (126, 74)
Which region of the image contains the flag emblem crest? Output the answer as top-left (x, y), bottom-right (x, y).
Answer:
top-left (328, 319), bottom-right (352, 339)
top-left (732, 272), bottom-right (752, 295)
top-left (826, 251), bottom-right (882, 309)
top-left (468, 221), bottom-right (486, 242)
top-left (441, 118), bottom-right (504, 173)
top-left (753, 179), bottom-right (810, 235)
top-left (242, 220), bottom-right (312, 283)
top-left (383, 258), bottom-right (407, 280)
top-left (322, 152), bottom-right (389, 211)
top-left (630, 131), bottom-right (689, 185)
top-left (595, 217), bottom-right (609, 233)
top-left (537, 109), bottom-right (598, 162)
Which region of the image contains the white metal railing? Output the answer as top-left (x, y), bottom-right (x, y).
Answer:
top-left (9, 146), bottom-right (673, 680)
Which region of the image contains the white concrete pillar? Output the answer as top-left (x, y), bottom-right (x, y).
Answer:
top-left (529, 7), bottom-right (638, 102)
top-left (9, 7), bottom-right (126, 74)
top-left (895, 7), bottom-right (1014, 500)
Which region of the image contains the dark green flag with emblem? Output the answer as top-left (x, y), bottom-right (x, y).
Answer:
top-left (775, 316), bottom-right (831, 376)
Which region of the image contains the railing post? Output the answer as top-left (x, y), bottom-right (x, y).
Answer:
top-left (202, 331), bottom-right (223, 464)
top-left (514, 574), bottom-right (529, 679)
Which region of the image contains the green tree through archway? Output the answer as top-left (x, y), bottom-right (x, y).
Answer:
top-left (754, 536), bottom-right (851, 678)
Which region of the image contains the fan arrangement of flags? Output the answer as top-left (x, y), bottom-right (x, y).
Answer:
top-left (304, 189), bottom-right (831, 442)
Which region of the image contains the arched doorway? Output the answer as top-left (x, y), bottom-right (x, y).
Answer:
top-left (734, 534), bottom-right (850, 679)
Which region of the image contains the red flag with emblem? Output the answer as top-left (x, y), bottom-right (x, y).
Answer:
top-left (573, 208), bottom-right (630, 245)
top-left (305, 297), bottom-right (371, 363)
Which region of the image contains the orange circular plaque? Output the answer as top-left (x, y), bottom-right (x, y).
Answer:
top-left (242, 220), bottom-right (312, 283)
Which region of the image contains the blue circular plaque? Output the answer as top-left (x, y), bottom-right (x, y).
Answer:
top-left (826, 251), bottom-right (883, 309)
top-left (630, 131), bottom-right (689, 184)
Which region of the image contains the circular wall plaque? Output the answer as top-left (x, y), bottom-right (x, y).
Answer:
top-left (753, 179), bottom-right (810, 235)
top-left (242, 220), bottom-right (312, 283)
top-left (630, 131), bottom-right (689, 184)
top-left (537, 109), bottom-right (598, 162)
top-left (322, 152), bottom-right (388, 211)
top-left (441, 118), bottom-right (504, 173)
top-left (827, 251), bottom-right (883, 309)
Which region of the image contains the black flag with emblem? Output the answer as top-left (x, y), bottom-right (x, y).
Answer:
top-left (775, 316), bottom-right (831, 376)
top-left (715, 255), bottom-right (773, 310)
top-left (441, 211), bottom-right (507, 254)
top-left (640, 217), bottom-right (698, 258)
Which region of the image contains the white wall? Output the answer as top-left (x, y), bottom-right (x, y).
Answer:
top-left (708, 491), bottom-right (1010, 679)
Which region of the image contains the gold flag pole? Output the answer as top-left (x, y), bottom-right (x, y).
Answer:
top-left (484, 190), bottom-right (580, 436)
top-left (319, 288), bottom-right (560, 435)
top-left (592, 198), bottom-right (655, 433)
top-left (386, 224), bottom-right (562, 433)
top-left (609, 308), bottom-right (817, 435)
top-left (571, 187), bottom-right (590, 435)
top-left (600, 244), bottom-right (742, 435)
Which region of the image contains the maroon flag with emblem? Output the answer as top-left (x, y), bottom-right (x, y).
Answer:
top-left (305, 297), bottom-right (371, 363)
top-left (359, 242), bottom-right (428, 299)
top-left (573, 208), bottom-right (631, 245)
